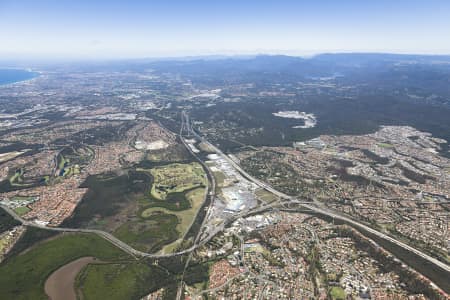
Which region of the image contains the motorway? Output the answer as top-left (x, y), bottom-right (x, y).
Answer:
top-left (187, 120), bottom-right (450, 276)
top-left (0, 202), bottom-right (220, 259)
top-left (2, 113), bottom-right (449, 294)
top-left (0, 123), bottom-right (274, 262)
top-left (0, 115), bottom-right (248, 261)
top-left (0, 117), bottom-right (220, 260)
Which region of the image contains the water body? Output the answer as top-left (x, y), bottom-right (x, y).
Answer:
top-left (45, 256), bottom-right (98, 300)
top-left (0, 69), bottom-right (38, 85)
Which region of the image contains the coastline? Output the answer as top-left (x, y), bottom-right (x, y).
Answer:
top-left (0, 68), bottom-right (41, 87)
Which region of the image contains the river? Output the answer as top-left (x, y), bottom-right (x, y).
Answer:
top-left (45, 256), bottom-right (98, 300)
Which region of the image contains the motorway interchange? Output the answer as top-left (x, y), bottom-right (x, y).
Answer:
top-left (2, 112), bottom-right (449, 294)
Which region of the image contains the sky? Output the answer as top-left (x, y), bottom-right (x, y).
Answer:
top-left (1, 0), bottom-right (450, 59)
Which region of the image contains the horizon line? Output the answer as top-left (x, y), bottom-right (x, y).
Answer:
top-left (2, 50), bottom-right (450, 64)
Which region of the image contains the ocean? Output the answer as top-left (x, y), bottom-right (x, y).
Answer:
top-left (0, 69), bottom-right (38, 85)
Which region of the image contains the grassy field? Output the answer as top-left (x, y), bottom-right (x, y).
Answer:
top-left (55, 145), bottom-right (94, 178)
top-left (329, 286), bottom-right (346, 299)
top-left (0, 237), bottom-right (8, 253)
top-left (212, 171), bottom-right (226, 187)
top-left (0, 168), bottom-right (45, 192)
top-left (146, 143), bottom-right (191, 162)
top-left (127, 163), bottom-right (207, 253)
top-left (205, 161), bottom-right (226, 187)
top-left (197, 142), bottom-right (215, 153)
top-left (64, 159), bottom-right (208, 254)
top-left (255, 188), bottom-right (278, 203)
top-left (77, 262), bottom-right (172, 300)
top-left (57, 154), bottom-right (69, 170)
top-left (0, 233), bottom-right (129, 300)
top-left (377, 142), bottom-right (394, 148)
top-left (148, 162), bottom-right (206, 200)
top-left (56, 154), bottom-right (81, 177)
top-left (13, 206), bottom-right (30, 216)
top-left (9, 168), bottom-right (24, 184)
top-left (154, 187), bottom-right (206, 254)
top-left (65, 167), bottom-right (205, 253)
top-left (114, 213), bottom-right (179, 253)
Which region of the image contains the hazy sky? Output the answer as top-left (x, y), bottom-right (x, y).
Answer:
top-left (1, 0), bottom-right (450, 59)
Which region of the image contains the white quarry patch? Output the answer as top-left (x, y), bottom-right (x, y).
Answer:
top-left (76, 113), bottom-right (137, 120)
top-left (0, 150), bottom-right (27, 163)
top-left (272, 111), bottom-right (317, 128)
top-left (134, 139), bottom-right (169, 150)
top-left (207, 154), bottom-right (220, 160)
top-left (209, 166), bottom-right (220, 172)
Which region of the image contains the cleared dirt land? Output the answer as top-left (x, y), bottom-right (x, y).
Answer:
top-left (45, 256), bottom-right (97, 300)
